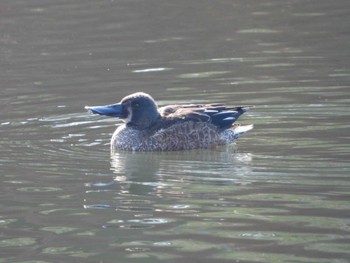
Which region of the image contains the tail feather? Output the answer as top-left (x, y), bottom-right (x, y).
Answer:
top-left (233, 124), bottom-right (254, 138)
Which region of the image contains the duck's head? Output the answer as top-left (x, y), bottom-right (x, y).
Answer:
top-left (85, 92), bottom-right (160, 130)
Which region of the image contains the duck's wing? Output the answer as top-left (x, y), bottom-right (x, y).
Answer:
top-left (158, 104), bottom-right (250, 130)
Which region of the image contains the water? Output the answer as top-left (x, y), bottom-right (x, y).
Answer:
top-left (1, 0), bottom-right (350, 262)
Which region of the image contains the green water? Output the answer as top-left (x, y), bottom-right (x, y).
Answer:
top-left (1, 0), bottom-right (350, 262)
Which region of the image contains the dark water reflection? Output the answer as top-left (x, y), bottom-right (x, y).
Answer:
top-left (1, 0), bottom-right (350, 262)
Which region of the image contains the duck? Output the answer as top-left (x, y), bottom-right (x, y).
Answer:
top-left (85, 92), bottom-right (253, 151)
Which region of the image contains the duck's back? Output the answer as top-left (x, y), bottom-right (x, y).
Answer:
top-left (159, 103), bottom-right (249, 130)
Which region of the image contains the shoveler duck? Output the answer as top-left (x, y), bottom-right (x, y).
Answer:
top-left (85, 92), bottom-right (253, 151)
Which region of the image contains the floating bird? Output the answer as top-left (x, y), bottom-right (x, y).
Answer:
top-left (85, 92), bottom-right (253, 151)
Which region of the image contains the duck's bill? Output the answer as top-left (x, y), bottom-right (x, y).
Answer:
top-left (85, 103), bottom-right (125, 118)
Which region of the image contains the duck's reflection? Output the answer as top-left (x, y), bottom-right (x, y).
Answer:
top-left (109, 146), bottom-right (253, 197)
top-left (85, 147), bottom-right (253, 221)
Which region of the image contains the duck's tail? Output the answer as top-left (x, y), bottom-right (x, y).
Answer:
top-left (233, 124), bottom-right (254, 139)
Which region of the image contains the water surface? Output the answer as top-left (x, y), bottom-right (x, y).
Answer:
top-left (1, 0), bottom-right (350, 262)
